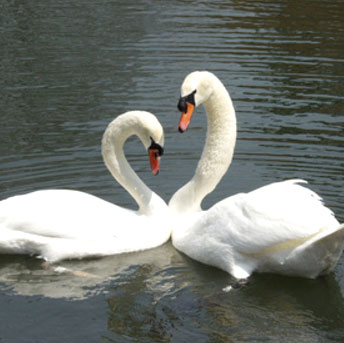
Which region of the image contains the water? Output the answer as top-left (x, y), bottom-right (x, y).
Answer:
top-left (1, 0), bottom-right (344, 341)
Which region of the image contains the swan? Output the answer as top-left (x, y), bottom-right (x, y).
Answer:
top-left (169, 71), bottom-right (344, 280)
top-left (0, 111), bottom-right (171, 262)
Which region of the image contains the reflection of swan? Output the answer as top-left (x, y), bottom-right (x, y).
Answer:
top-left (0, 111), bottom-right (171, 262)
top-left (170, 71), bottom-right (344, 279)
top-left (0, 241), bottom-right (180, 300)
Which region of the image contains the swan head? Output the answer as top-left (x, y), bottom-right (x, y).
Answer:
top-left (177, 71), bottom-right (215, 132)
top-left (135, 111), bottom-right (165, 176)
top-left (148, 137), bottom-right (164, 175)
top-left (102, 111), bottom-right (165, 176)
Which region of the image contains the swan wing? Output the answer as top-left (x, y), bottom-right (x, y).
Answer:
top-left (0, 189), bottom-right (136, 239)
top-left (0, 189), bottom-right (170, 261)
top-left (172, 180), bottom-right (342, 278)
top-left (206, 179), bottom-right (339, 255)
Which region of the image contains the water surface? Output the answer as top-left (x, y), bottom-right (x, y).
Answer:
top-left (1, 0), bottom-right (344, 342)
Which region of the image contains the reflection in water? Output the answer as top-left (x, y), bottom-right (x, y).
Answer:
top-left (0, 243), bottom-right (179, 300)
top-left (7, 242), bottom-right (344, 342)
top-left (106, 265), bottom-right (176, 342)
top-left (104, 256), bottom-right (344, 343)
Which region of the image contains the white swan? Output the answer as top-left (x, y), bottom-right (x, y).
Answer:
top-left (169, 71), bottom-right (344, 279)
top-left (0, 111), bottom-right (171, 262)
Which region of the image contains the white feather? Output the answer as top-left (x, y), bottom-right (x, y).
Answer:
top-left (0, 111), bottom-right (171, 262)
top-left (170, 71), bottom-right (344, 279)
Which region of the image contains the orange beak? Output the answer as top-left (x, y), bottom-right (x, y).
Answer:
top-left (149, 149), bottom-right (160, 175)
top-left (178, 102), bottom-right (195, 132)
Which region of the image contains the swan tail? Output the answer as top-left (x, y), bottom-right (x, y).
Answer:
top-left (286, 223), bottom-right (344, 278)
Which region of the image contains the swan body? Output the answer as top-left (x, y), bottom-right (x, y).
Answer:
top-left (170, 71), bottom-right (344, 279)
top-left (0, 111), bottom-right (171, 262)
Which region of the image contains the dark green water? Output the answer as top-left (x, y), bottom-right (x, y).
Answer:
top-left (1, 0), bottom-right (343, 342)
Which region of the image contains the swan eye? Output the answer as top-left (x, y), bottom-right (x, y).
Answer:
top-left (149, 138), bottom-right (164, 156)
top-left (177, 90), bottom-right (196, 112)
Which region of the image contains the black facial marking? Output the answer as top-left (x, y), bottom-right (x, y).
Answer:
top-left (177, 90), bottom-right (196, 112)
top-left (149, 137), bottom-right (164, 156)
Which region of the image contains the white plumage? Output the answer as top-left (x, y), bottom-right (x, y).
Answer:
top-left (170, 71), bottom-right (344, 279)
top-left (0, 111), bottom-right (171, 262)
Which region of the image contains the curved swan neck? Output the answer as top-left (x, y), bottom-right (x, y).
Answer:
top-left (101, 113), bottom-right (159, 214)
top-left (170, 72), bottom-right (237, 214)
